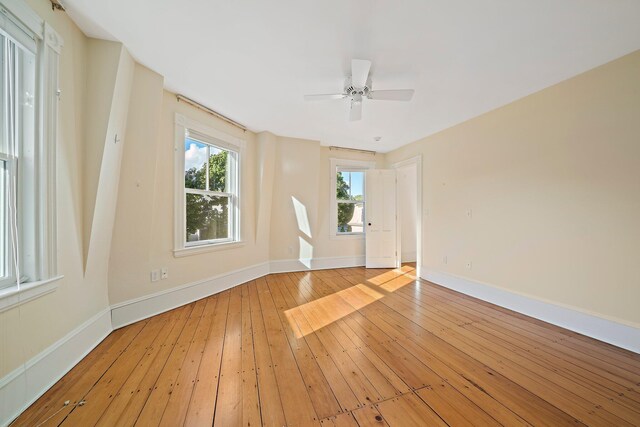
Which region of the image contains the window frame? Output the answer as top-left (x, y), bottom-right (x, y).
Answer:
top-left (0, 1), bottom-right (63, 309)
top-left (0, 155), bottom-right (13, 289)
top-left (329, 158), bottom-right (375, 239)
top-left (174, 113), bottom-right (244, 257)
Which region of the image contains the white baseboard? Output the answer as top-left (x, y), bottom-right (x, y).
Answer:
top-left (111, 262), bottom-right (270, 329)
top-left (0, 308), bottom-right (112, 427)
top-left (112, 256), bottom-right (365, 328)
top-left (269, 255), bottom-right (365, 273)
top-left (422, 269), bottom-right (640, 354)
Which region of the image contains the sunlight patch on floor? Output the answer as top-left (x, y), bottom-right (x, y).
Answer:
top-left (285, 267), bottom-right (416, 338)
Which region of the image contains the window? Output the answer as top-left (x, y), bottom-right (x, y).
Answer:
top-left (0, 6), bottom-right (62, 295)
top-left (337, 170), bottom-right (365, 233)
top-left (174, 114), bottom-right (243, 255)
top-left (330, 158), bottom-right (375, 238)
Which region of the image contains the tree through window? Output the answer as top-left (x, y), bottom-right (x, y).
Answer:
top-left (336, 170), bottom-right (365, 234)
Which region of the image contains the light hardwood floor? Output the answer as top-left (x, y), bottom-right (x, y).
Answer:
top-left (12, 265), bottom-right (640, 426)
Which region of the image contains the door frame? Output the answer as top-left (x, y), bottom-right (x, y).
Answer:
top-left (391, 155), bottom-right (423, 276)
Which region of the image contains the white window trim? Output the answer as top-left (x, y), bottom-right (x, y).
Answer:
top-left (0, 275), bottom-right (62, 313)
top-left (329, 158), bottom-right (375, 240)
top-left (173, 113), bottom-right (245, 257)
top-left (0, 0), bottom-right (62, 305)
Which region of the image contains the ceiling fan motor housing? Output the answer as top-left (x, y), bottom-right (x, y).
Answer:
top-left (344, 77), bottom-right (371, 102)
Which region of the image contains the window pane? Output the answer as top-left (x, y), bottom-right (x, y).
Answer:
top-left (186, 193), bottom-right (229, 242)
top-left (337, 202), bottom-right (364, 233)
top-left (184, 138), bottom-right (207, 190)
top-left (208, 146), bottom-right (228, 192)
top-left (349, 171), bottom-right (364, 200)
top-left (337, 172), bottom-right (351, 200)
top-left (337, 171), bottom-right (364, 201)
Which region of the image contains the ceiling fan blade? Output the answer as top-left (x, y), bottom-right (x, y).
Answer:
top-left (349, 100), bottom-right (362, 121)
top-left (368, 89), bottom-right (415, 101)
top-left (351, 59), bottom-right (371, 88)
top-left (304, 93), bottom-right (347, 101)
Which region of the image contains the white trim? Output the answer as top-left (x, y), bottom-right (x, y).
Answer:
top-left (43, 22), bottom-right (62, 53)
top-left (111, 262), bottom-right (270, 329)
top-left (269, 255), bottom-right (365, 273)
top-left (38, 22), bottom-right (62, 280)
top-left (329, 157), bottom-right (375, 238)
top-left (0, 0), bottom-right (44, 39)
top-left (175, 113), bottom-right (244, 149)
top-left (0, 308), bottom-right (112, 427)
top-left (0, 275), bottom-right (62, 313)
top-left (391, 155), bottom-right (423, 277)
top-left (422, 269), bottom-right (640, 354)
top-left (173, 240), bottom-right (246, 257)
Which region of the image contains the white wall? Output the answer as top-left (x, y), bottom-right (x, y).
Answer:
top-left (396, 163), bottom-right (418, 263)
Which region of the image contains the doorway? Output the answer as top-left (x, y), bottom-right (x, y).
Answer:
top-left (393, 156), bottom-right (422, 274)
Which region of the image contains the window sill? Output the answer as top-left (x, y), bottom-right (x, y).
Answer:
top-left (174, 241), bottom-right (245, 258)
top-left (0, 275), bottom-right (63, 313)
top-left (330, 233), bottom-right (365, 240)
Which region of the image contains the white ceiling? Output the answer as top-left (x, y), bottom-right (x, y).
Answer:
top-left (64, 0), bottom-right (640, 152)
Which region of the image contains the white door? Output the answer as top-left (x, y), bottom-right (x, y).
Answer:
top-left (365, 169), bottom-right (398, 268)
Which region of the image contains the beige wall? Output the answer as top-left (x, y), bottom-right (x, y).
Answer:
top-left (385, 50), bottom-right (640, 327)
top-left (269, 139), bottom-right (384, 262)
top-left (108, 90), bottom-right (266, 304)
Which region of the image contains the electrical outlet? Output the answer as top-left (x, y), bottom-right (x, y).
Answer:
top-left (161, 267), bottom-right (168, 280)
top-left (151, 270), bottom-right (160, 282)
top-left (465, 261), bottom-right (472, 270)
top-left (443, 256), bottom-right (448, 264)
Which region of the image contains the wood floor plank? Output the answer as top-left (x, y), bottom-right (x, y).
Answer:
top-left (17, 320), bottom-right (149, 427)
top-left (279, 275), bottom-right (363, 412)
top-left (61, 313), bottom-right (169, 426)
top-left (240, 284), bottom-right (262, 427)
top-left (415, 382), bottom-right (500, 426)
top-left (183, 291), bottom-right (231, 426)
top-left (319, 411), bottom-right (359, 426)
top-left (12, 327), bottom-right (130, 426)
top-left (374, 393), bottom-right (447, 427)
top-left (247, 282), bottom-right (287, 427)
top-left (257, 276), bottom-right (320, 426)
top-left (16, 265), bottom-right (640, 427)
top-left (351, 405), bottom-right (389, 427)
top-left (96, 304), bottom-right (194, 426)
top-left (213, 286), bottom-right (244, 426)
top-left (159, 296), bottom-right (217, 426)
top-left (267, 274), bottom-right (344, 418)
top-left (134, 300), bottom-right (206, 425)
top-left (372, 282), bottom-right (636, 425)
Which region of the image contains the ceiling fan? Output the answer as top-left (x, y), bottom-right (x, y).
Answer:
top-left (304, 59), bottom-right (415, 121)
